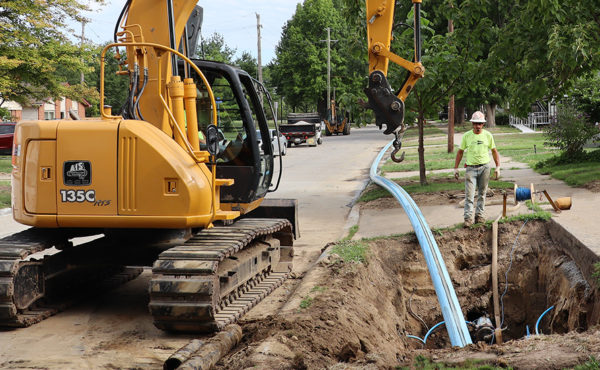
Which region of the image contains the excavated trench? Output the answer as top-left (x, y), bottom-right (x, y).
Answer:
top-left (382, 220), bottom-right (600, 349)
top-left (217, 220), bottom-right (600, 369)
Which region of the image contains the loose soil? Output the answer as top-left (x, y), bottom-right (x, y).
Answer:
top-left (215, 220), bottom-right (600, 369)
top-left (583, 180), bottom-right (600, 193)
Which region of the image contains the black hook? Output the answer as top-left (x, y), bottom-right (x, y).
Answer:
top-left (391, 148), bottom-right (405, 163)
top-left (390, 134), bottom-right (405, 163)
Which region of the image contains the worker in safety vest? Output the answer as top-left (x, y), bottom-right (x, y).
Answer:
top-left (453, 111), bottom-right (501, 227)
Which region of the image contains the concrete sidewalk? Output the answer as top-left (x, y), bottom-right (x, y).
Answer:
top-left (354, 142), bottom-right (600, 258)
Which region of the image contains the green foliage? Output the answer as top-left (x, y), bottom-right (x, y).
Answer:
top-left (401, 354), bottom-right (510, 370)
top-left (573, 356), bottom-right (600, 370)
top-left (299, 286), bottom-right (327, 310)
top-left (0, 0), bottom-right (101, 105)
top-left (330, 240), bottom-right (368, 264)
top-left (0, 157), bottom-right (12, 172)
top-left (342, 225), bottom-right (359, 241)
top-left (299, 296), bottom-right (313, 309)
top-left (199, 33), bottom-right (236, 63)
top-left (89, 46), bottom-right (128, 116)
top-left (271, 0), bottom-right (367, 121)
top-left (0, 180), bottom-right (11, 209)
top-left (310, 286), bottom-right (326, 293)
top-left (544, 104), bottom-right (599, 156)
top-left (271, 0), bottom-right (341, 110)
top-left (358, 178), bottom-right (513, 204)
top-left (534, 149), bottom-right (600, 187)
top-left (593, 265), bottom-right (600, 287)
top-left (234, 52), bottom-right (257, 79)
top-left (0, 107), bottom-right (11, 121)
top-left (569, 73), bottom-right (600, 124)
top-left (495, 112), bottom-right (509, 126)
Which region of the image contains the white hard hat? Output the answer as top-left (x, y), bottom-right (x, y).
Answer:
top-left (470, 111), bottom-right (486, 123)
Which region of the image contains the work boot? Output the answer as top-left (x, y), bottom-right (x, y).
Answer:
top-left (475, 215), bottom-right (486, 224)
top-left (463, 219), bottom-right (473, 228)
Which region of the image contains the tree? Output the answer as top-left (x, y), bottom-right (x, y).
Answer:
top-left (199, 33), bottom-right (236, 63)
top-left (568, 72), bottom-right (600, 124)
top-left (271, 0), bottom-right (344, 112)
top-left (544, 103), bottom-right (599, 157)
top-left (234, 52), bottom-right (258, 80)
top-left (491, 0), bottom-right (600, 116)
top-left (0, 0), bottom-right (100, 106)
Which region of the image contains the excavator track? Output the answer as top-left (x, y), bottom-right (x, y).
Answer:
top-left (0, 228), bottom-right (143, 328)
top-left (150, 218), bottom-right (294, 332)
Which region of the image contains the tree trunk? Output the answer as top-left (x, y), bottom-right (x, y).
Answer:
top-left (418, 112), bottom-right (427, 186)
top-left (448, 96), bottom-right (455, 153)
top-left (457, 105), bottom-right (466, 124)
top-left (486, 103), bottom-right (497, 127)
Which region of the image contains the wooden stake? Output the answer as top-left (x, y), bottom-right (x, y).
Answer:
top-left (543, 190), bottom-right (561, 213)
top-left (502, 193), bottom-right (507, 218)
top-left (492, 215), bottom-right (503, 344)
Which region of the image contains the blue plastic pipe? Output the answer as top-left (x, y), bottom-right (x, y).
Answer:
top-left (371, 141), bottom-right (472, 347)
top-left (535, 305), bottom-right (554, 335)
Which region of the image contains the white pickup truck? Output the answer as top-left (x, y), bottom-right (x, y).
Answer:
top-left (256, 129), bottom-right (288, 156)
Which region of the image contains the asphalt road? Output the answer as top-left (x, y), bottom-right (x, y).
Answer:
top-left (0, 125), bottom-right (391, 369)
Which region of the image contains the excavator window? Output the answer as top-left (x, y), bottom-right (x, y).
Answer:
top-left (190, 60), bottom-right (273, 204)
top-left (192, 69), bottom-right (252, 166)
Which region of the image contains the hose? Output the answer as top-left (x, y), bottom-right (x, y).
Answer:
top-left (372, 141), bottom-right (471, 347)
top-left (535, 306), bottom-right (554, 335)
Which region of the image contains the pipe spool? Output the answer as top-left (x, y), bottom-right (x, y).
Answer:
top-left (513, 183), bottom-right (536, 204)
top-left (513, 183), bottom-right (571, 211)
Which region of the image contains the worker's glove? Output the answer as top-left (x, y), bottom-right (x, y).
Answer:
top-left (454, 168), bottom-right (459, 180)
top-left (495, 167), bottom-right (500, 180)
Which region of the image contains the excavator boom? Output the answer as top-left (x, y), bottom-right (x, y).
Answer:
top-left (364, 0), bottom-right (425, 139)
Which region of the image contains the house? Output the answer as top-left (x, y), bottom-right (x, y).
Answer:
top-left (2, 97), bottom-right (88, 122)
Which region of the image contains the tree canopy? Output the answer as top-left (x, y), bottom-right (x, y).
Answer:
top-left (271, 0), bottom-right (344, 112)
top-left (0, 0), bottom-right (100, 106)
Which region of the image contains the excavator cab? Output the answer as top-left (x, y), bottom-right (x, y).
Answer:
top-left (189, 60), bottom-right (275, 207)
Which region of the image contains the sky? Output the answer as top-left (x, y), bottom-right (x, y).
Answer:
top-left (77, 0), bottom-right (302, 64)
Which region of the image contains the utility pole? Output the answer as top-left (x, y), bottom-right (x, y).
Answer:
top-left (256, 13), bottom-right (263, 103)
top-left (321, 28), bottom-right (337, 112)
top-left (80, 19), bottom-right (86, 84)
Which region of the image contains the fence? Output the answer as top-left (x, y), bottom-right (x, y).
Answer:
top-left (509, 111), bottom-right (555, 131)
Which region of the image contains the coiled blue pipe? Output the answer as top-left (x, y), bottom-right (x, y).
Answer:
top-left (371, 141), bottom-right (472, 347)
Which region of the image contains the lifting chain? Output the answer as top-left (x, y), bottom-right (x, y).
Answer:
top-left (390, 130), bottom-right (405, 163)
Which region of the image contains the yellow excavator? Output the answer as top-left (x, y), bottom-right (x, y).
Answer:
top-left (1, 0), bottom-right (423, 333)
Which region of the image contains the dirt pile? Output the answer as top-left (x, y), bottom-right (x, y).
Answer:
top-left (216, 220), bottom-right (600, 369)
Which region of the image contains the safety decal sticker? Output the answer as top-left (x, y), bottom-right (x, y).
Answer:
top-left (63, 160), bottom-right (91, 186)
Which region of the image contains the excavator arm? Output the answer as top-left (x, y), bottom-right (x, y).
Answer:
top-left (365, 0), bottom-right (425, 161)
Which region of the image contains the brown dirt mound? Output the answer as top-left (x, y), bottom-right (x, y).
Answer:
top-left (216, 220), bottom-right (600, 369)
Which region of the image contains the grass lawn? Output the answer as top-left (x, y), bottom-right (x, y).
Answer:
top-left (373, 125), bottom-right (600, 200)
top-left (381, 145), bottom-right (459, 173)
top-left (0, 156), bottom-right (11, 173)
top-left (359, 175), bottom-right (513, 203)
top-left (403, 125), bottom-right (446, 138)
top-left (535, 149), bottom-right (600, 187)
top-left (453, 124), bottom-right (522, 134)
top-left (0, 180), bottom-right (10, 208)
